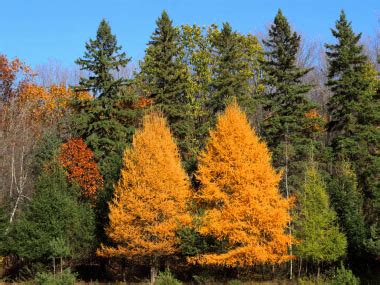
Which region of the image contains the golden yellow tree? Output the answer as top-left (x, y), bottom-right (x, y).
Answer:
top-left (190, 102), bottom-right (293, 267)
top-left (98, 112), bottom-right (191, 283)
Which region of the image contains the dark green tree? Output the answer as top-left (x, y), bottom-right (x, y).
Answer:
top-left (328, 161), bottom-right (367, 259)
top-left (72, 19), bottom-right (141, 186)
top-left (7, 161), bottom-right (95, 261)
top-left (137, 11), bottom-right (196, 171)
top-left (325, 10), bottom-right (380, 256)
top-left (0, 203), bottom-right (9, 255)
top-left (261, 9), bottom-right (322, 195)
top-left (209, 23), bottom-right (254, 116)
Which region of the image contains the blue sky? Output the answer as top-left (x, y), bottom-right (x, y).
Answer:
top-left (1, 0), bottom-right (379, 67)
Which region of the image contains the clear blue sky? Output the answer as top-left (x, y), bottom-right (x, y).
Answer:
top-left (1, 0), bottom-right (379, 67)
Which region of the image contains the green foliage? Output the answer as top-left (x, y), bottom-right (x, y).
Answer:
top-left (295, 162), bottom-right (347, 263)
top-left (262, 9), bottom-right (322, 195)
top-left (7, 161), bottom-right (95, 261)
top-left (49, 237), bottom-right (71, 259)
top-left (35, 269), bottom-right (77, 285)
top-left (155, 269), bottom-right (182, 285)
top-left (137, 11), bottom-right (196, 171)
top-left (227, 280), bottom-right (242, 285)
top-left (329, 264), bottom-right (360, 285)
top-left (0, 202), bottom-right (9, 255)
top-left (328, 161), bottom-right (368, 258)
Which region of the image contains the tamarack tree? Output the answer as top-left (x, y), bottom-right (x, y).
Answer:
top-left (190, 102), bottom-right (293, 267)
top-left (98, 112), bottom-right (191, 283)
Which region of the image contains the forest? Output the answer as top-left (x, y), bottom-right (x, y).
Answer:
top-left (0, 8), bottom-right (379, 285)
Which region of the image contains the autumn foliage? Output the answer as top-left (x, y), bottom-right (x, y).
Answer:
top-left (190, 102), bottom-right (293, 266)
top-left (59, 138), bottom-right (103, 201)
top-left (98, 112), bottom-right (191, 261)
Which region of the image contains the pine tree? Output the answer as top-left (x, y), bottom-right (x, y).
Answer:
top-left (98, 112), bottom-right (191, 284)
top-left (7, 161), bottom-right (95, 261)
top-left (325, 10), bottom-right (380, 256)
top-left (294, 162), bottom-right (347, 269)
top-left (328, 161), bottom-right (367, 259)
top-left (72, 19), bottom-right (141, 186)
top-left (137, 11), bottom-right (195, 171)
top-left (209, 23), bottom-right (256, 116)
top-left (262, 9), bottom-right (321, 194)
top-left (189, 102), bottom-right (292, 267)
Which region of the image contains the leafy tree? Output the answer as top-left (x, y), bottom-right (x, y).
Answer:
top-left (59, 138), bottom-right (103, 202)
top-left (98, 112), bottom-right (191, 284)
top-left (8, 161), bottom-right (95, 261)
top-left (328, 161), bottom-right (367, 259)
top-left (137, 11), bottom-right (196, 171)
top-left (262, 9), bottom-right (321, 194)
top-left (325, 10), bottom-right (380, 256)
top-left (294, 162), bottom-right (347, 267)
top-left (189, 102), bottom-right (292, 267)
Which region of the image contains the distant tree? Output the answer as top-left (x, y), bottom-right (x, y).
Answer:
top-left (98, 112), bottom-right (191, 284)
top-left (189, 102), bottom-right (292, 267)
top-left (294, 162), bottom-right (347, 273)
top-left (137, 11), bottom-right (196, 171)
top-left (8, 161), bottom-right (95, 261)
top-left (262, 9), bottom-right (322, 195)
top-left (59, 138), bottom-right (103, 202)
top-left (325, 10), bottom-right (380, 256)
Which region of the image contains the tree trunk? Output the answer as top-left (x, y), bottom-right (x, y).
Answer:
top-left (150, 257), bottom-right (158, 284)
top-left (53, 257), bottom-right (56, 277)
top-left (60, 257), bottom-right (63, 273)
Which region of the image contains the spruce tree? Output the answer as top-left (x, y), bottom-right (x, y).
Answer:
top-left (72, 19), bottom-right (141, 186)
top-left (137, 11), bottom-right (195, 171)
top-left (325, 10), bottom-right (380, 256)
top-left (262, 9), bottom-right (322, 195)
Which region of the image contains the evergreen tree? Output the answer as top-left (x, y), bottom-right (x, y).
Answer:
top-left (72, 19), bottom-right (141, 186)
top-left (294, 162), bottom-right (347, 268)
top-left (209, 23), bottom-right (256, 116)
top-left (137, 11), bottom-right (195, 171)
top-left (98, 112), bottom-right (191, 284)
top-left (262, 9), bottom-right (322, 195)
top-left (8, 161), bottom-right (95, 261)
top-left (0, 203), bottom-right (9, 255)
top-left (325, 10), bottom-right (380, 256)
top-left (328, 161), bottom-right (367, 259)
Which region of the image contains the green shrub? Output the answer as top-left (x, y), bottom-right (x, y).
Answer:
top-left (329, 264), bottom-right (360, 285)
top-left (228, 280), bottom-right (242, 285)
top-left (155, 269), bottom-right (182, 285)
top-left (35, 269), bottom-right (77, 285)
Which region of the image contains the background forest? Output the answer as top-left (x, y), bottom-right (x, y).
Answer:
top-left (0, 7), bottom-right (379, 285)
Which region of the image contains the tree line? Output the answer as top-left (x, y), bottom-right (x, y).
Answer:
top-left (0, 9), bottom-right (379, 284)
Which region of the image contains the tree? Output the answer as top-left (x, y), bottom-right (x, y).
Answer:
top-left (98, 112), bottom-right (191, 284)
top-left (137, 11), bottom-right (196, 171)
top-left (325, 10), bottom-right (380, 256)
top-left (328, 161), bottom-right (367, 259)
top-left (59, 138), bottom-right (103, 202)
top-left (75, 19), bottom-right (129, 97)
top-left (7, 161), bottom-right (95, 261)
top-left (262, 10), bottom-right (321, 194)
top-left (189, 102), bottom-right (292, 267)
top-left (72, 19), bottom-right (141, 187)
top-left (294, 162), bottom-right (347, 274)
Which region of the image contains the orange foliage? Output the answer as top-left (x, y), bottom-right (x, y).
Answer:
top-left (98, 112), bottom-right (191, 261)
top-left (304, 108), bottom-right (324, 131)
top-left (189, 102), bottom-right (293, 267)
top-left (59, 138), bottom-right (103, 201)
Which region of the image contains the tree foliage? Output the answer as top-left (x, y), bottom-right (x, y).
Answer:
top-left (190, 102), bottom-right (292, 266)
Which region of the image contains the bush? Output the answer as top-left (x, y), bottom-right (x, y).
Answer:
top-left (228, 280), bottom-right (242, 285)
top-left (329, 264), bottom-right (360, 285)
top-left (155, 269), bottom-right (182, 285)
top-left (35, 269), bottom-right (77, 285)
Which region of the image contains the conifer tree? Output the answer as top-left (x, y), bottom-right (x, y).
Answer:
top-left (190, 102), bottom-right (292, 267)
top-left (325, 11), bottom-right (380, 255)
top-left (8, 161), bottom-right (95, 261)
top-left (137, 11), bottom-right (195, 170)
top-left (328, 161), bottom-right (367, 259)
top-left (72, 19), bottom-right (141, 186)
top-left (98, 112), bottom-right (191, 284)
top-left (294, 162), bottom-right (347, 269)
top-left (262, 10), bottom-right (321, 194)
